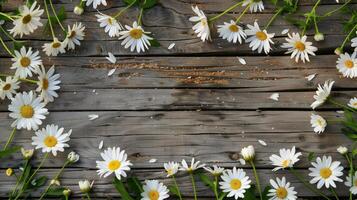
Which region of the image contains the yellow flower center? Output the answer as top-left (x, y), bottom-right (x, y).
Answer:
top-left (20, 57), bottom-right (31, 67)
top-left (230, 179), bottom-right (242, 190)
top-left (353, 102), bottom-right (357, 107)
top-left (107, 18), bottom-right (113, 25)
top-left (44, 136), bottom-right (58, 147)
top-left (6, 168), bottom-right (13, 176)
top-left (256, 31), bottom-right (267, 41)
top-left (42, 78), bottom-right (49, 90)
top-left (129, 29), bottom-right (143, 39)
top-left (22, 14), bottom-right (32, 24)
top-left (108, 160), bottom-right (121, 171)
top-left (276, 187), bottom-right (288, 199)
top-left (166, 169), bottom-right (173, 175)
top-left (201, 19), bottom-right (207, 26)
top-left (354, 179), bottom-right (357, 186)
top-left (68, 31), bottom-right (76, 39)
top-left (282, 159), bottom-right (290, 168)
top-left (345, 60), bottom-right (354, 69)
top-left (149, 190), bottom-right (159, 200)
top-left (317, 119), bottom-right (323, 126)
top-left (229, 24), bottom-right (239, 32)
top-left (52, 42), bottom-right (61, 49)
top-left (20, 105), bottom-right (34, 118)
top-left (295, 41), bottom-right (306, 51)
top-left (320, 167), bottom-right (332, 179)
top-left (3, 83), bottom-right (11, 91)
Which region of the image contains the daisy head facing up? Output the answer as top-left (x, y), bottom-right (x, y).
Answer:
top-left (141, 180), bottom-right (170, 200)
top-left (119, 21), bottom-right (153, 53)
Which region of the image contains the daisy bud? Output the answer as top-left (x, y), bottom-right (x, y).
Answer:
top-left (50, 179), bottom-right (61, 186)
top-left (21, 148), bottom-right (34, 160)
top-left (314, 33), bottom-right (324, 41)
top-left (241, 145), bottom-right (255, 161)
top-left (334, 47), bottom-right (342, 55)
top-left (5, 168), bottom-right (13, 176)
top-left (73, 6), bottom-right (84, 15)
top-left (337, 146), bottom-right (348, 155)
top-left (0, 20), bottom-right (4, 25)
top-left (67, 151), bottom-right (80, 163)
top-left (63, 189), bottom-right (71, 197)
top-left (79, 180), bottom-right (93, 193)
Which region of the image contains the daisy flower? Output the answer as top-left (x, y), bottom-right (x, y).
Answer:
top-left (64, 22), bottom-right (85, 50)
top-left (245, 22), bottom-right (274, 54)
top-left (352, 34), bottom-right (357, 51)
top-left (269, 146), bottom-right (302, 171)
top-left (96, 13), bottom-right (122, 37)
top-left (35, 65), bottom-right (61, 104)
top-left (242, 0), bottom-right (264, 13)
top-left (348, 97), bottom-right (357, 109)
top-left (141, 180), bottom-right (170, 200)
top-left (310, 113), bottom-right (327, 134)
top-left (219, 167), bottom-right (251, 199)
top-left (179, 158), bottom-right (205, 173)
top-left (189, 6), bottom-right (210, 42)
top-left (9, 1), bottom-right (44, 37)
top-left (164, 162), bottom-right (179, 177)
top-left (336, 52), bottom-right (357, 78)
top-left (42, 37), bottom-right (66, 56)
top-left (96, 147), bottom-right (133, 180)
top-left (345, 171), bottom-right (357, 195)
top-left (311, 80), bottom-right (334, 109)
top-left (281, 33), bottom-right (317, 63)
top-left (31, 124), bottom-right (71, 156)
top-left (204, 165), bottom-right (225, 176)
top-left (241, 145), bottom-right (255, 161)
top-left (119, 21), bottom-right (153, 53)
top-left (308, 155), bottom-right (343, 189)
top-left (0, 76), bottom-right (19, 100)
top-left (268, 177), bottom-right (297, 200)
top-left (217, 20), bottom-right (246, 44)
top-left (11, 46), bottom-right (42, 78)
top-left (8, 91), bottom-right (48, 130)
top-left (85, 0), bottom-right (107, 9)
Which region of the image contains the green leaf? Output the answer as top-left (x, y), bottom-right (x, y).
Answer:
top-left (127, 177), bottom-right (143, 197)
top-left (308, 152), bottom-right (315, 162)
top-left (199, 173), bottom-right (214, 190)
top-left (149, 38), bottom-right (160, 47)
top-left (168, 185), bottom-right (180, 197)
top-left (113, 178), bottom-right (135, 200)
top-left (0, 146), bottom-right (21, 159)
top-left (262, 186), bottom-right (271, 200)
top-left (13, 41), bottom-right (25, 51)
top-left (46, 187), bottom-right (66, 196)
top-left (44, 6), bottom-right (67, 33)
top-left (243, 185), bottom-right (256, 200)
top-left (123, 0), bottom-right (137, 5)
top-left (141, 0), bottom-right (157, 9)
top-left (28, 176), bottom-right (48, 189)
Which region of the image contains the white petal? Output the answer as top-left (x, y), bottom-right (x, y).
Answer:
top-left (281, 29), bottom-right (289, 35)
top-left (258, 139), bottom-right (267, 146)
top-left (305, 73), bottom-right (317, 81)
top-left (237, 57), bottom-right (246, 65)
top-left (98, 140), bottom-right (104, 149)
top-left (107, 68), bottom-right (116, 77)
top-left (168, 43), bottom-right (175, 50)
top-left (149, 158), bottom-right (157, 163)
top-left (88, 114), bottom-right (99, 121)
top-left (269, 93), bottom-right (279, 101)
top-left (239, 158), bottom-right (246, 165)
top-left (106, 52), bottom-right (116, 63)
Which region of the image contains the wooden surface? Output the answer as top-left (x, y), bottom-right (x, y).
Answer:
top-left (1, 0), bottom-right (357, 199)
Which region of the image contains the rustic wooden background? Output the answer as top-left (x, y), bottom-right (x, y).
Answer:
top-left (1, 0), bottom-right (357, 199)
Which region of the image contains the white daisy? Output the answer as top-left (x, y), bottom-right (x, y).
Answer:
top-left (204, 165), bottom-right (225, 176)
top-left (351, 34), bottom-right (357, 51)
top-left (348, 97), bottom-right (357, 109)
top-left (96, 147), bottom-right (133, 180)
top-left (64, 22), bottom-right (85, 50)
top-left (242, 0), bottom-right (264, 13)
top-left (268, 177), bottom-right (297, 200)
top-left (96, 13), bottom-right (122, 37)
top-left (164, 162), bottom-right (179, 177)
top-left (311, 80), bottom-right (334, 109)
top-left (31, 124), bottom-right (71, 156)
top-left (269, 146), bottom-right (302, 171)
top-left (0, 76), bottom-right (20, 100)
top-left (9, 1), bottom-right (44, 37)
top-left (141, 180), bottom-right (170, 200)
top-left (245, 22), bottom-right (274, 54)
top-left (35, 65), bottom-right (61, 104)
top-left (281, 33), bottom-right (317, 63)
top-left (336, 52), bottom-right (357, 78)
top-left (8, 91), bottom-right (48, 130)
top-left (189, 6), bottom-right (210, 42)
top-left (310, 113), bottom-right (327, 134)
top-left (308, 155), bottom-right (343, 189)
top-left (42, 37), bottom-right (66, 56)
top-left (217, 20), bottom-right (246, 44)
top-left (11, 46), bottom-right (42, 78)
top-left (219, 167), bottom-right (251, 199)
top-left (85, 0), bottom-right (107, 9)
top-left (345, 171), bottom-right (357, 195)
top-left (241, 145), bottom-right (255, 161)
top-left (179, 158), bottom-right (205, 173)
top-left (119, 21), bottom-right (153, 53)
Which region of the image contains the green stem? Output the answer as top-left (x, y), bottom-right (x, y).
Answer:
top-left (0, 26), bottom-right (17, 42)
top-left (289, 168), bottom-right (331, 200)
top-left (213, 176), bottom-right (219, 200)
top-left (172, 175), bottom-right (183, 200)
top-left (321, 0), bottom-right (352, 17)
top-left (3, 128), bottom-right (16, 150)
top-left (301, 0), bottom-right (321, 35)
top-left (0, 36), bottom-right (15, 57)
top-left (330, 188), bottom-right (339, 200)
top-left (39, 161), bottom-right (70, 200)
top-left (209, 1), bottom-right (244, 22)
top-left (190, 173), bottom-right (198, 200)
top-left (328, 98), bottom-right (357, 113)
top-left (10, 160), bottom-right (29, 198)
top-left (138, 8), bottom-right (144, 26)
top-left (0, 12), bottom-right (14, 21)
top-left (86, 193), bottom-right (91, 200)
top-left (43, 0), bottom-right (56, 39)
top-left (235, 2), bottom-right (250, 23)
top-left (313, 14), bottom-right (319, 34)
top-left (265, 7), bottom-right (283, 30)
top-left (114, 0), bottom-right (136, 19)
top-left (345, 154), bottom-right (354, 200)
top-left (339, 23), bottom-right (357, 52)
top-left (48, 0), bottom-right (67, 33)
top-left (249, 161), bottom-right (263, 200)
top-left (0, 74), bottom-right (38, 84)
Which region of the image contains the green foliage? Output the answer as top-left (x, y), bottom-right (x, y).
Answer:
top-left (270, 0), bottom-right (298, 15)
top-left (127, 177), bottom-right (143, 198)
top-left (44, 6), bottom-right (67, 33)
top-left (308, 152), bottom-right (316, 162)
top-left (149, 38), bottom-right (160, 47)
top-left (13, 41), bottom-right (25, 51)
top-left (0, 146), bottom-right (20, 159)
top-left (113, 178), bottom-right (135, 200)
top-left (199, 173), bottom-right (215, 190)
top-left (168, 185), bottom-right (181, 197)
top-left (28, 176), bottom-right (48, 189)
top-left (46, 187), bottom-right (66, 197)
top-left (124, 0), bottom-right (158, 9)
top-left (342, 109), bottom-right (357, 141)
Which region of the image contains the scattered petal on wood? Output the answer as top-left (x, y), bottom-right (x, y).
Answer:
top-left (88, 114), bottom-right (99, 121)
top-left (106, 52), bottom-right (116, 64)
top-left (258, 140), bottom-right (267, 146)
top-left (281, 29), bottom-right (289, 35)
top-left (336, 110), bottom-right (344, 114)
top-left (108, 68), bottom-right (116, 77)
top-left (237, 57), bottom-right (246, 65)
top-left (239, 158), bottom-right (246, 165)
top-left (98, 140), bottom-right (104, 149)
top-left (269, 93), bottom-right (279, 101)
top-left (305, 73), bottom-right (317, 81)
top-left (168, 43), bottom-right (175, 50)
top-left (149, 158), bottom-right (157, 163)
